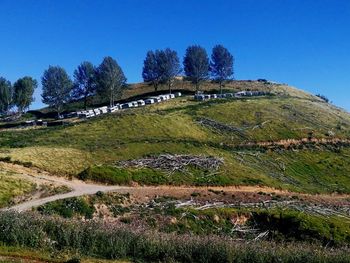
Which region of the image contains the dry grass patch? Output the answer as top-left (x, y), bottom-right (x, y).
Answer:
top-left (0, 170), bottom-right (35, 207)
top-left (1, 147), bottom-right (93, 175)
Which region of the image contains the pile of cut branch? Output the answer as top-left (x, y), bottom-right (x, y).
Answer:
top-left (117, 154), bottom-right (224, 173)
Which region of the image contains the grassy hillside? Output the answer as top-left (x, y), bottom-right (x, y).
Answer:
top-left (0, 80), bottom-right (349, 193)
top-left (0, 169), bottom-right (35, 207)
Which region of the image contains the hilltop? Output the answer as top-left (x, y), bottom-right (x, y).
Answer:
top-left (27, 79), bottom-right (322, 116)
top-left (0, 80), bottom-right (349, 194)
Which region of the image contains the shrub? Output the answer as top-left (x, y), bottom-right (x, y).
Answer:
top-left (0, 156), bottom-right (11, 162)
top-left (251, 209), bottom-right (350, 245)
top-left (78, 165), bottom-right (168, 185)
top-left (78, 166), bottom-right (132, 185)
top-left (190, 192), bottom-right (200, 197)
top-left (316, 94), bottom-right (330, 103)
top-left (37, 197), bottom-right (94, 219)
top-left (95, 191), bottom-right (105, 198)
top-left (0, 211), bottom-right (349, 262)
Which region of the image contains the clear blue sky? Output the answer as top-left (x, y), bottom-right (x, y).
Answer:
top-left (0, 0), bottom-right (349, 111)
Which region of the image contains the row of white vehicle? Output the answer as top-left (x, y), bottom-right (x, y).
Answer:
top-left (70, 92), bottom-right (182, 119)
top-left (194, 90), bottom-right (269, 101)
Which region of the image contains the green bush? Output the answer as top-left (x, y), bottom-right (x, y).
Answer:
top-left (0, 156), bottom-right (11, 162)
top-left (130, 168), bottom-right (168, 185)
top-left (78, 166), bottom-right (168, 185)
top-left (37, 197), bottom-right (94, 219)
top-left (78, 166), bottom-right (132, 185)
top-left (251, 209), bottom-right (350, 245)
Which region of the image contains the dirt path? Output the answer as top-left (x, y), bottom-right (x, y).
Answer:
top-left (1, 162), bottom-right (350, 212)
top-left (0, 162), bottom-right (133, 212)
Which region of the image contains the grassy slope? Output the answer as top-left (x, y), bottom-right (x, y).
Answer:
top-left (0, 81), bottom-right (349, 193)
top-left (0, 170), bottom-right (35, 207)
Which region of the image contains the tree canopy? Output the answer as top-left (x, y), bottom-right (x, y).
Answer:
top-left (13, 76), bottom-right (37, 113)
top-left (72, 61), bottom-right (97, 109)
top-left (0, 45), bottom-right (237, 115)
top-left (142, 51), bottom-right (162, 91)
top-left (0, 77), bottom-right (13, 114)
top-left (183, 45), bottom-right (210, 91)
top-left (143, 49), bottom-right (181, 93)
top-left (41, 66), bottom-right (73, 117)
top-left (210, 45), bottom-right (234, 93)
top-left (157, 48), bottom-right (181, 93)
top-left (96, 56), bottom-right (127, 107)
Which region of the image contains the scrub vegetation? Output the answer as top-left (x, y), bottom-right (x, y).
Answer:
top-left (0, 211), bottom-right (350, 263)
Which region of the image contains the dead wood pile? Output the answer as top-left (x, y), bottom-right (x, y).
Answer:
top-left (117, 154), bottom-right (224, 173)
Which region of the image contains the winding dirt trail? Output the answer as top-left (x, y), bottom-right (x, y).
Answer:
top-left (1, 162), bottom-right (350, 212)
top-left (0, 162), bottom-right (133, 212)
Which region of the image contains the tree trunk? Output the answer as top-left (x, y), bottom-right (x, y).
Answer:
top-left (220, 81), bottom-right (223, 94)
top-left (196, 82), bottom-right (200, 93)
top-left (56, 105), bottom-right (61, 119)
top-left (168, 79), bottom-right (172, 94)
top-left (110, 87), bottom-right (113, 107)
top-left (84, 95), bottom-right (87, 110)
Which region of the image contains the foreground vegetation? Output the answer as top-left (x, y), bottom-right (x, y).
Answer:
top-left (0, 211), bottom-right (349, 263)
top-left (35, 192), bottom-right (350, 246)
top-left (0, 246), bottom-right (130, 262)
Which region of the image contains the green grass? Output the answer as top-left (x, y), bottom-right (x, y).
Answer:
top-left (234, 147), bottom-right (350, 193)
top-left (75, 146), bottom-right (350, 194)
top-left (78, 165), bottom-right (236, 186)
top-left (0, 82), bottom-right (349, 193)
top-left (251, 208), bottom-right (350, 245)
top-left (189, 97), bottom-right (350, 142)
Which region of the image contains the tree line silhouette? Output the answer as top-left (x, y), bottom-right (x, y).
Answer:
top-left (0, 44), bottom-right (234, 116)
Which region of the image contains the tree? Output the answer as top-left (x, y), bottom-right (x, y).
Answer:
top-left (96, 56), bottom-right (127, 107)
top-left (13, 77), bottom-right (37, 113)
top-left (72, 61), bottom-right (97, 109)
top-left (157, 48), bottom-right (181, 93)
top-left (183, 45), bottom-right (209, 92)
top-left (142, 51), bottom-right (162, 91)
top-left (210, 45), bottom-right (234, 93)
top-left (41, 66), bottom-right (73, 117)
top-left (0, 77), bottom-right (13, 114)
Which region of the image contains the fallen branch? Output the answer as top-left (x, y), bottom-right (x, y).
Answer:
top-left (117, 154), bottom-right (224, 174)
